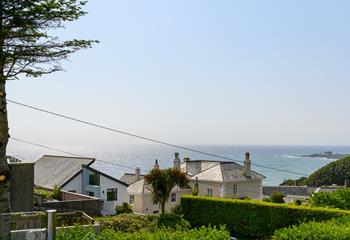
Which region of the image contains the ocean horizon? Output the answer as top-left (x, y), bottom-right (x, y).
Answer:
top-left (8, 143), bottom-right (350, 186)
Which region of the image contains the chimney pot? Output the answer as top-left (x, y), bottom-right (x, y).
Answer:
top-left (243, 152), bottom-right (251, 177)
top-left (135, 167), bottom-right (141, 181)
top-left (174, 153), bottom-right (181, 169)
top-left (154, 159), bottom-right (160, 169)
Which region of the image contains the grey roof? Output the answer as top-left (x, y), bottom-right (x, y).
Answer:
top-left (34, 155), bottom-right (94, 188)
top-left (128, 159), bottom-right (264, 194)
top-left (127, 179), bottom-right (190, 195)
top-left (190, 161), bottom-right (265, 182)
top-left (120, 173), bottom-right (145, 185)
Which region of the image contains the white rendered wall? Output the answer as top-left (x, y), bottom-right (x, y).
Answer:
top-left (62, 172), bottom-right (82, 193)
top-left (100, 175), bottom-right (128, 212)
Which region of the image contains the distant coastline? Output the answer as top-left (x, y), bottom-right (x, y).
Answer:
top-left (302, 151), bottom-right (349, 159)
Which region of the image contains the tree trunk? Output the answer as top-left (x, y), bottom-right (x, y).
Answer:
top-left (0, 79), bottom-right (10, 239)
top-left (161, 202), bottom-right (165, 214)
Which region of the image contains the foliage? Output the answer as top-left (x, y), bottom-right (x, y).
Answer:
top-left (115, 202), bottom-right (133, 215)
top-left (57, 225), bottom-right (230, 240)
top-left (53, 185), bottom-right (62, 200)
top-left (156, 213), bottom-right (190, 230)
top-left (309, 188), bottom-right (350, 210)
top-left (280, 177), bottom-right (307, 186)
top-left (180, 195), bottom-right (350, 239)
top-left (98, 213), bottom-right (190, 233)
top-left (272, 216), bottom-right (350, 240)
top-left (270, 192), bottom-right (285, 203)
top-left (145, 168), bottom-right (189, 214)
top-left (0, 0), bottom-right (98, 81)
top-left (99, 214), bottom-right (156, 233)
top-left (305, 156), bottom-right (350, 186)
top-left (171, 204), bottom-right (183, 215)
top-left (34, 187), bottom-right (54, 200)
top-left (34, 186), bottom-right (62, 200)
top-left (57, 225), bottom-right (97, 240)
top-left (192, 185), bottom-right (199, 196)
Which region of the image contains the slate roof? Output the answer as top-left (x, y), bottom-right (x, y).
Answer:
top-left (189, 161), bottom-right (265, 182)
top-left (34, 155), bottom-right (95, 189)
top-left (128, 159), bottom-right (264, 194)
top-left (120, 173), bottom-right (145, 185)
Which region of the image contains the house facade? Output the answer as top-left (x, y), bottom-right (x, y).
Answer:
top-left (34, 155), bottom-right (129, 215)
top-left (127, 152), bottom-right (265, 214)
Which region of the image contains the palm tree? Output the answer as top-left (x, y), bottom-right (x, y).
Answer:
top-left (145, 167), bottom-right (189, 214)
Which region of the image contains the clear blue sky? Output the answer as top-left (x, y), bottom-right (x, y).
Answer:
top-left (7, 0), bottom-right (350, 148)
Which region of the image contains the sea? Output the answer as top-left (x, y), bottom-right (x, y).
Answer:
top-left (7, 144), bottom-right (350, 186)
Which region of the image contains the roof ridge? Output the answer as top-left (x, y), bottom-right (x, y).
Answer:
top-left (41, 155), bottom-right (95, 160)
top-left (191, 162), bottom-right (221, 177)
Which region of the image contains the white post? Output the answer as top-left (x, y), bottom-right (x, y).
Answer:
top-left (46, 210), bottom-right (56, 240)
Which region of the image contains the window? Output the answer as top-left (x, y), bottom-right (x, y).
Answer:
top-left (88, 191), bottom-right (95, 197)
top-left (233, 184), bottom-right (238, 195)
top-left (89, 172), bottom-right (100, 186)
top-left (171, 193), bottom-right (176, 202)
top-left (129, 195), bottom-right (135, 204)
top-left (207, 189), bottom-right (213, 197)
top-left (107, 188), bottom-right (118, 201)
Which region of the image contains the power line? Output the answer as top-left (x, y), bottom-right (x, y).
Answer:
top-left (10, 137), bottom-right (138, 172)
top-left (8, 99), bottom-right (308, 177)
top-left (11, 137), bottom-right (266, 196)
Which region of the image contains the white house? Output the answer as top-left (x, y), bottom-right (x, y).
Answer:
top-left (34, 155), bottom-right (129, 215)
top-left (127, 152), bottom-right (265, 214)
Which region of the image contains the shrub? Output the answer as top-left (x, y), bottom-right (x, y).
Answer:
top-left (57, 225), bottom-right (230, 240)
top-left (170, 204), bottom-right (182, 215)
top-left (309, 188), bottom-right (350, 210)
top-left (53, 185), bottom-right (62, 200)
top-left (180, 195), bottom-right (350, 239)
top-left (156, 213), bottom-right (190, 230)
top-left (270, 192), bottom-right (285, 203)
top-left (115, 202), bottom-right (133, 215)
top-left (99, 214), bottom-right (156, 232)
top-left (272, 216), bottom-right (350, 240)
top-left (99, 226), bottom-right (230, 240)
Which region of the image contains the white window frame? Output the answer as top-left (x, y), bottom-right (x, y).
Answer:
top-left (207, 188), bottom-right (213, 197)
top-left (129, 195), bottom-right (135, 204)
top-left (233, 184), bottom-right (238, 195)
top-left (171, 192), bottom-right (176, 202)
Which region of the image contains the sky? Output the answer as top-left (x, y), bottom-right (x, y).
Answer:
top-left (6, 0), bottom-right (350, 149)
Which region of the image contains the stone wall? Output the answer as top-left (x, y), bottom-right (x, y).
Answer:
top-left (10, 163), bottom-right (34, 212)
top-left (11, 224), bottom-right (100, 240)
top-left (263, 186), bottom-right (309, 196)
top-left (43, 199), bottom-right (103, 216)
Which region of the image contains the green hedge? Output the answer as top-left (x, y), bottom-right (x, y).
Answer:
top-left (180, 196), bottom-right (350, 239)
top-left (309, 188), bottom-right (350, 210)
top-left (272, 216), bottom-right (350, 240)
top-left (58, 225), bottom-right (230, 240)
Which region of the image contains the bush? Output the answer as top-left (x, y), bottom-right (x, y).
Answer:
top-left (181, 195), bottom-right (350, 239)
top-left (272, 216), bottom-right (350, 240)
top-left (99, 226), bottom-right (230, 240)
top-left (309, 188), bottom-right (350, 210)
top-left (53, 185), bottom-right (62, 200)
top-left (270, 192), bottom-right (285, 203)
top-left (99, 214), bottom-right (156, 232)
top-left (58, 225), bottom-right (230, 240)
top-left (156, 213), bottom-right (190, 230)
top-left (115, 202), bottom-right (133, 215)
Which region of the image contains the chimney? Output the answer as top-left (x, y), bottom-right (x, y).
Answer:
top-left (173, 152), bottom-right (181, 169)
top-left (243, 152), bottom-right (251, 177)
top-left (135, 167), bottom-right (141, 181)
top-left (154, 159), bottom-right (160, 170)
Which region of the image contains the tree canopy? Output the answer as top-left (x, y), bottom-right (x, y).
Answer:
top-left (145, 168), bottom-right (189, 214)
top-left (0, 0), bottom-right (97, 81)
